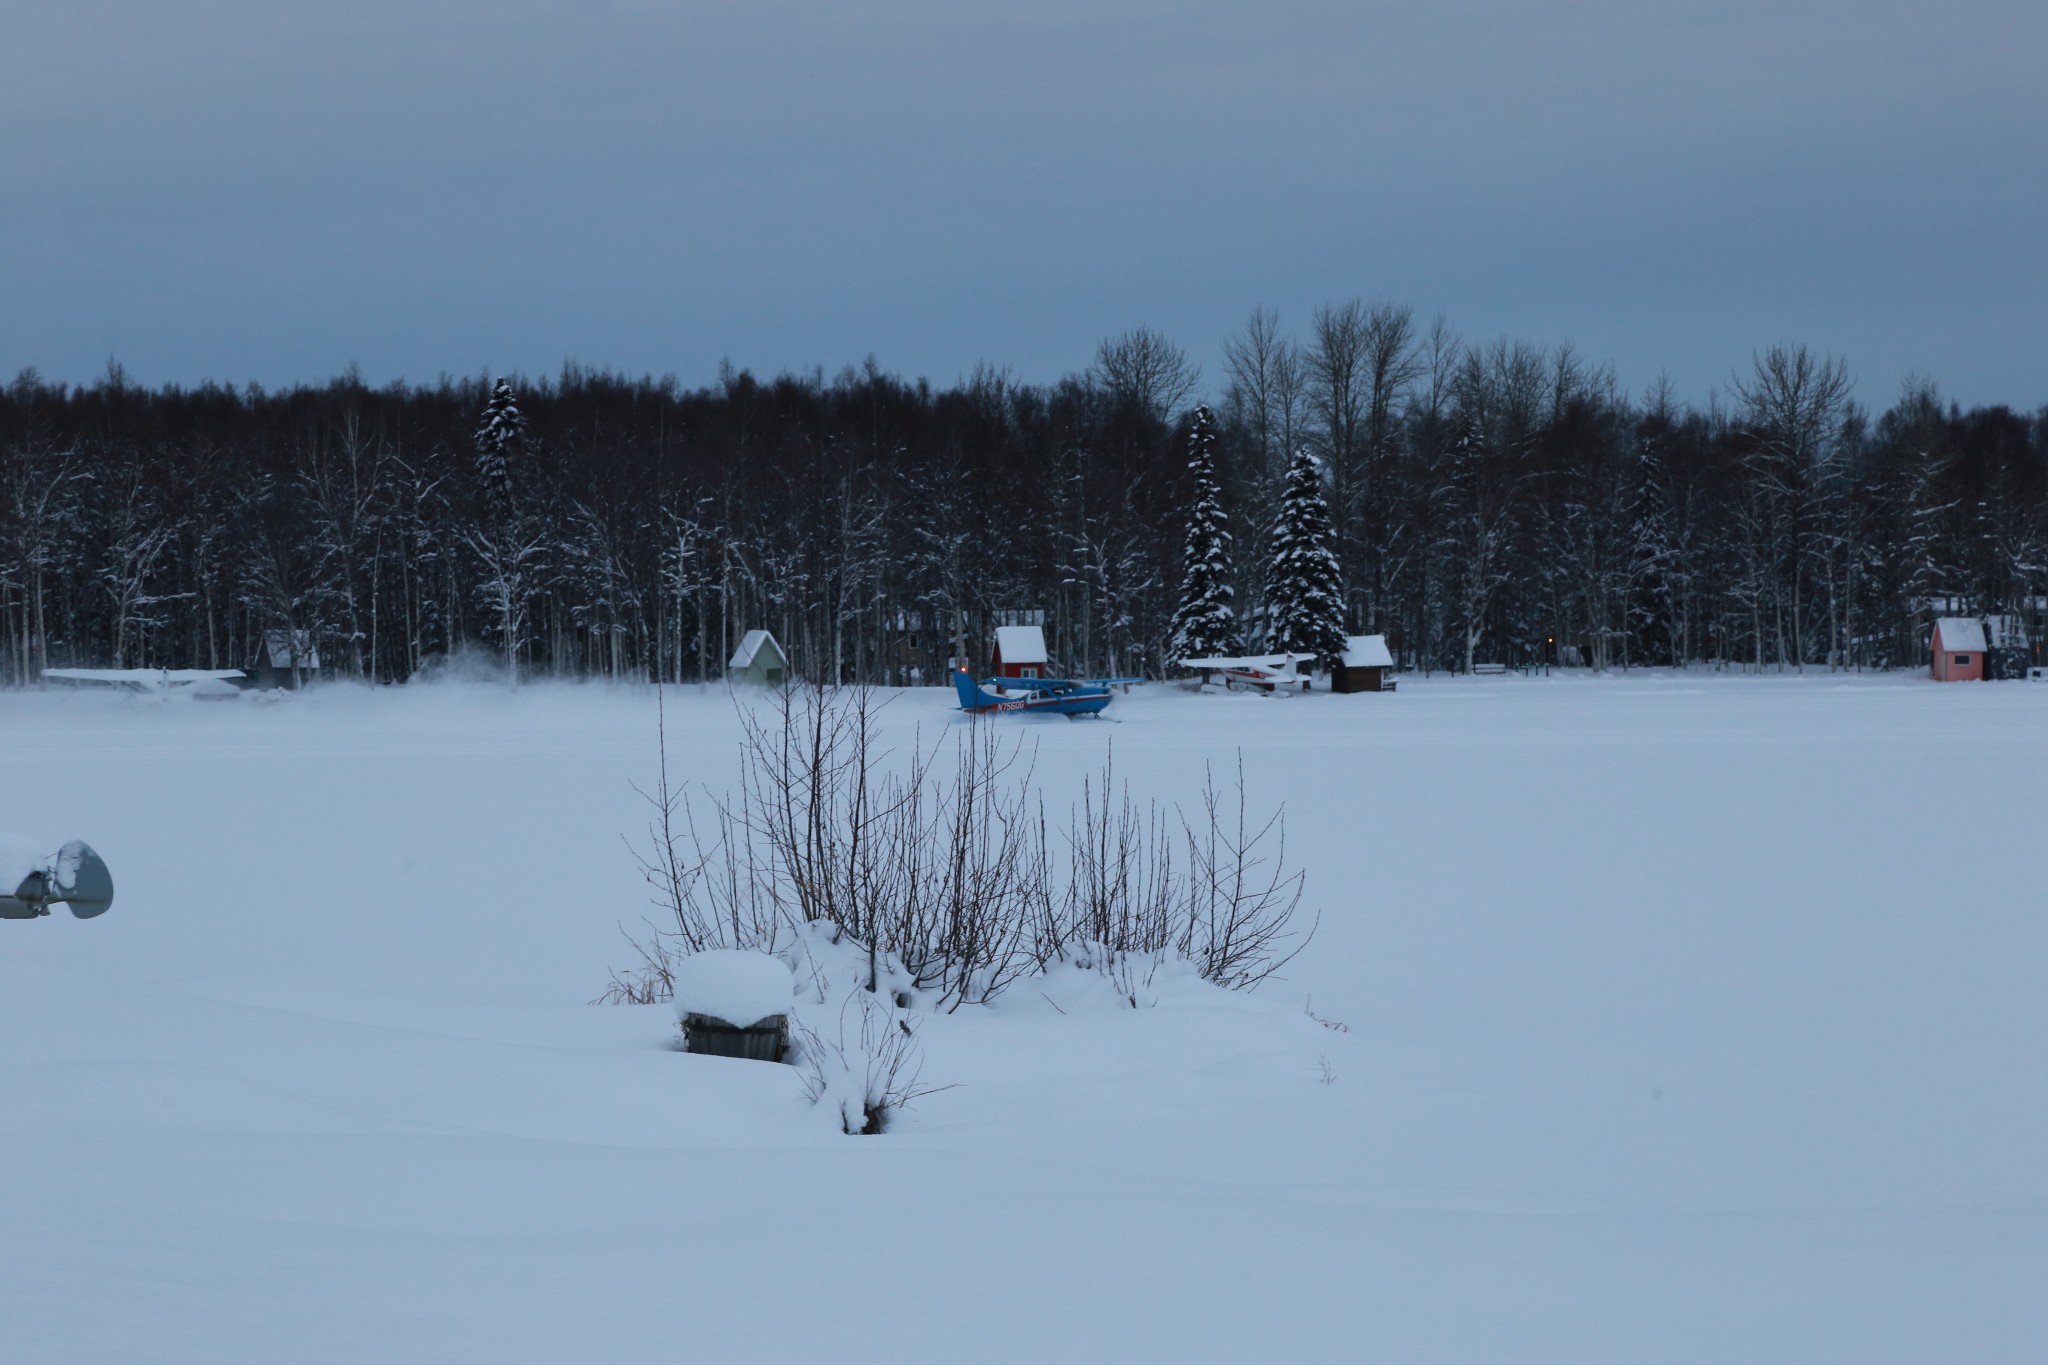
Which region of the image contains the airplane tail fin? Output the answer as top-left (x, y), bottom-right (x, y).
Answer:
top-left (952, 669), bottom-right (984, 710)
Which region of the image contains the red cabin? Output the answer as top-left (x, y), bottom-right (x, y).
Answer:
top-left (1931, 617), bottom-right (1986, 681)
top-left (992, 625), bottom-right (1048, 680)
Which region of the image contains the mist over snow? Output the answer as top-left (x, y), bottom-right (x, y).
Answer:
top-left (3, 673), bottom-right (2045, 1362)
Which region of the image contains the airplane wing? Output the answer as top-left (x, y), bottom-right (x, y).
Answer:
top-left (1175, 655), bottom-right (1294, 671)
top-left (43, 668), bottom-right (244, 691)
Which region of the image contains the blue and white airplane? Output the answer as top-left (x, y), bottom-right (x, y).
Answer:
top-left (953, 669), bottom-right (1128, 717)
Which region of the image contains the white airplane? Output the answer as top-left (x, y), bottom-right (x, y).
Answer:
top-left (1176, 653), bottom-right (1313, 693)
top-left (42, 667), bottom-right (245, 698)
top-left (1, 838), bottom-right (115, 920)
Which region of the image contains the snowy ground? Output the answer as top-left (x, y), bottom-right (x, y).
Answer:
top-left (3, 672), bottom-right (2044, 1363)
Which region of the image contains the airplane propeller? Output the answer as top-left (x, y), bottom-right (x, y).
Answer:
top-left (1, 841), bottom-right (115, 920)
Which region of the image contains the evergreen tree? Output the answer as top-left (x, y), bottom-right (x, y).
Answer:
top-left (473, 378), bottom-right (525, 525)
top-left (467, 377), bottom-right (541, 682)
top-left (1268, 445), bottom-right (1347, 668)
top-left (1168, 405), bottom-right (1243, 662)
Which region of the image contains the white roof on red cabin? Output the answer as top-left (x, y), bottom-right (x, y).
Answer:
top-left (994, 625), bottom-right (1047, 665)
top-left (1932, 618), bottom-right (1987, 652)
top-left (728, 629), bottom-right (785, 669)
top-left (1340, 635), bottom-right (1394, 668)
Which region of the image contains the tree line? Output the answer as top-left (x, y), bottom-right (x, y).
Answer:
top-left (2, 307), bottom-right (2043, 687)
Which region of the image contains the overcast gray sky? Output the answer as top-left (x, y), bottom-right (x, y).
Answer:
top-left (4, 0), bottom-right (2043, 408)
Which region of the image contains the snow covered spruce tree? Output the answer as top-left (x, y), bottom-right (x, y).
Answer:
top-left (474, 378), bottom-right (525, 524)
top-left (1167, 405), bottom-right (1243, 664)
top-left (1267, 446), bottom-right (1348, 669)
top-left (464, 378), bottom-right (546, 682)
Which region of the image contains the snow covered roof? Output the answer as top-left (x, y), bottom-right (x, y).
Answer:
top-left (728, 629), bottom-right (785, 670)
top-left (994, 625), bottom-right (1047, 665)
top-left (1932, 618), bottom-right (1987, 652)
top-left (1340, 635), bottom-right (1394, 669)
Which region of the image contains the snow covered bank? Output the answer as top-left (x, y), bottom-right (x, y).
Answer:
top-left (2, 674), bottom-right (2044, 1362)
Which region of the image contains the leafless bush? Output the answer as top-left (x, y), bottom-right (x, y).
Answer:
top-left (628, 686), bottom-right (786, 957)
top-left (592, 922), bottom-right (680, 1005)
top-left (794, 990), bottom-right (948, 1135)
top-left (1179, 754), bottom-right (1315, 990)
top-left (616, 683), bottom-right (1314, 1010)
top-left (627, 683), bottom-right (1049, 1008)
top-left (1042, 749), bottom-right (1315, 996)
top-left (1044, 749), bottom-right (1180, 965)
top-left (736, 682), bottom-right (1048, 1009)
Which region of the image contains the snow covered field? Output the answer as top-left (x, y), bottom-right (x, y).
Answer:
top-left (4, 673), bottom-right (2044, 1363)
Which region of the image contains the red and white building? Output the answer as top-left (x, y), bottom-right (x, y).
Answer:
top-left (992, 625), bottom-right (1048, 680)
top-left (1930, 617), bottom-right (1986, 681)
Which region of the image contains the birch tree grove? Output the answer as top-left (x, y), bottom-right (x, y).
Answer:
top-left (1, 327), bottom-right (2043, 687)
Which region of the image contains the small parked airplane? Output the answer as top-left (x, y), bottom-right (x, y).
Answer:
top-left (1176, 654), bottom-right (1312, 693)
top-left (953, 669), bottom-right (1132, 717)
top-left (42, 668), bottom-right (245, 698)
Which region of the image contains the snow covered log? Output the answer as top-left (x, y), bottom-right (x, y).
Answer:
top-left (674, 951), bottom-right (794, 1062)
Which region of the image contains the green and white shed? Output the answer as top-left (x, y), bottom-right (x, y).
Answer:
top-left (728, 629), bottom-right (789, 686)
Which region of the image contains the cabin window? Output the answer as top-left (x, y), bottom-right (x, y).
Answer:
top-left (1954, 654), bottom-right (1971, 665)
top-left (1022, 666), bottom-right (1039, 678)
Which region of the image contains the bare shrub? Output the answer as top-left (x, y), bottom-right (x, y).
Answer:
top-left (737, 682), bottom-right (1047, 1008)
top-left (592, 922), bottom-right (680, 1005)
top-left (1041, 749), bottom-right (1316, 998)
top-left (1044, 748), bottom-right (1179, 966)
top-left (1178, 754), bottom-right (1315, 990)
top-left (615, 683), bottom-right (1314, 1012)
top-left (631, 682), bottom-right (1049, 1009)
top-left (628, 685), bottom-right (786, 957)
top-left (794, 989), bottom-right (948, 1135)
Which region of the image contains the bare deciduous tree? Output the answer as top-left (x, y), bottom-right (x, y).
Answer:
top-left (1092, 326), bottom-right (1200, 424)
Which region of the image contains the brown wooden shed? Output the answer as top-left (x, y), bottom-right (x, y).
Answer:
top-left (1329, 635), bottom-right (1396, 693)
